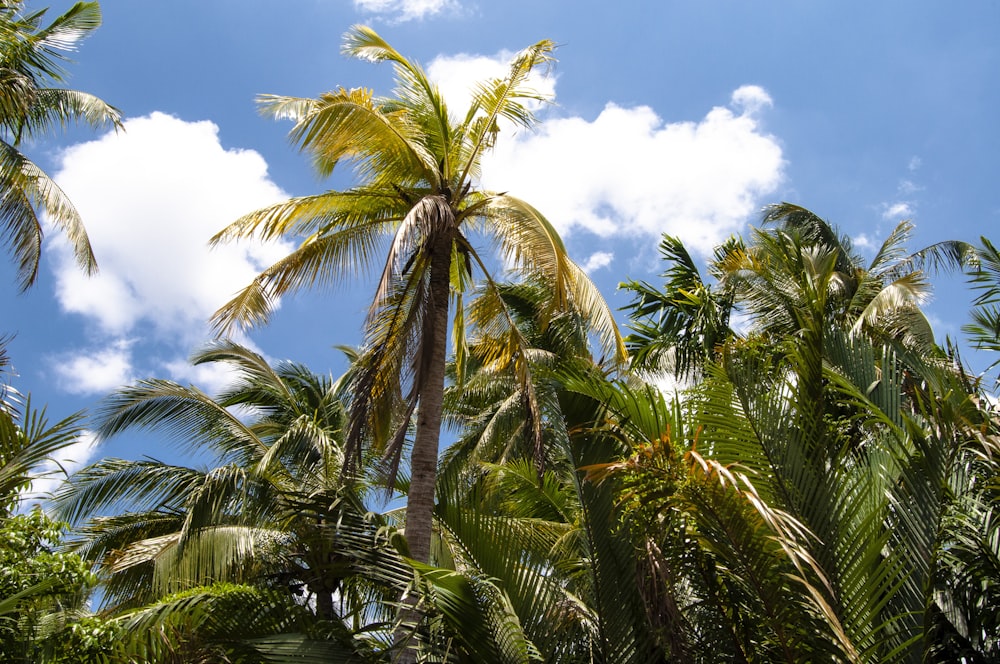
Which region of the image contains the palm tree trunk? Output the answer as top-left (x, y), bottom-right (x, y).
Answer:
top-left (404, 227), bottom-right (452, 564)
top-left (394, 221), bottom-right (454, 664)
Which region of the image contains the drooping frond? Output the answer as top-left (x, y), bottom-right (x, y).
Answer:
top-left (16, 87), bottom-right (120, 137)
top-left (211, 213), bottom-right (399, 334)
top-left (481, 194), bottom-right (625, 364)
top-left (0, 139), bottom-right (94, 289)
top-left (210, 188), bottom-right (402, 245)
top-left (91, 378), bottom-right (266, 465)
top-left (52, 458), bottom-right (207, 525)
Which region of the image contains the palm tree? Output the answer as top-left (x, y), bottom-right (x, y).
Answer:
top-left (427, 281), bottom-right (666, 662)
top-left (54, 341), bottom-right (404, 633)
top-left (0, 335), bottom-right (86, 512)
top-left (621, 233), bottom-right (739, 381)
top-left (210, 26), bottom-right (623, 566)
top-left (616, 206), bottom-right (997, 661)
top-left (965, 236), bottom-right (1000, 384)
top-left (0, 0), bottom-right (121, 290)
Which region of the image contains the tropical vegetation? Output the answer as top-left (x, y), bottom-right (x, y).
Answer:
top-left (0, 0), bottom-right (121, 290)
top-left (0, 8), bottom-right (998, 664)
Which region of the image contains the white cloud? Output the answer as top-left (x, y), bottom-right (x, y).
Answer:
top-left (731, 85), bottom-right (773, 114)
top-left (581, 251), bottom-right (613, 273)
top-left (479, 88), bottom-right (785, 256)
top-left (853, 233), bottom-right (876, 250)
top-left (161, 349), bottom-right (255, 397)
top-left (882, 202), bottom-right (913, 219)
top-left (46, 112), bottom-right (293, 394)
top-left (424, 55), bottom-right (782, 257)
top-left (354, 0), bottom-right (454, 22)
top-left (52, 340), bottom-right (134, 395)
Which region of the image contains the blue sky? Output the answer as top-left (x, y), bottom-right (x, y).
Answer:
top-left (4, 0), bottom-right (999, 497)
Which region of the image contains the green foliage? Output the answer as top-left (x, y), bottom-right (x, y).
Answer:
top-left (0, 509), bottom-right (113, 663)
top-left (0, 0), bottom-right (122, 290)
top-left (612, 208), bottom-right (1000, 662)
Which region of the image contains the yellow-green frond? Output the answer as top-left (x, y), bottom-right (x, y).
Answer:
top-left (565, 260), bottom-right (628, 365)
top-left (210, 188), bottom-right (403, 246)
top-left (256, 94), bottom-right (319, 123)
top-left (457, 40), bottom-right (555, 186)
top-left (340, 24), bottom-right (407, 65)
top-left (483, 194), bottom-right (569, 304)
top-left (269, 85), bottom-right (438, 185)
top-left (212, 220), bottom-right (395, 335)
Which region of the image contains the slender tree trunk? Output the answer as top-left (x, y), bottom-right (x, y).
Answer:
top-left (404, 212), bottom-right (453, 565)
top-left (395, 202), bottom-right (454, 663)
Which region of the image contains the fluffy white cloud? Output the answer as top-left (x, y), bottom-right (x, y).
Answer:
top-left (479, 87), bottom-right (785, 256)
top-left (882, 202), bottom-right (913, 219)
top-left (46, 112), bottom-right (292, 394)
top-left (580, 251), bottom-right (613, 273)
top-left (354, 0), bottom-right (454, 22)
top-left (52, 340), bottom-right (134, 395)
top-left (161, 354), bottom-right (247, 397)
top-left (426, 53), bottom-right (784, 257)
top-left (852, 233), bottom-right (876, 250)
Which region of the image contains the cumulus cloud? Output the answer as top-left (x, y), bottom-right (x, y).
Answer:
top-left (852, 233), bottom-right (876, 250)
top-left (354, 0), bottom-right (454, 22)
top-left (882, 202), bottom-right (913, 219)
top-left (479, 86), bottom-right (785, 255)
top-left (161, 355), bottom-right (245, 398)
top-left (46, 112), bottom-right (292, 394)
top-left (51, 339), bottom-right (134, 395)
top-left (425, 51), bottom-right (784, 257)
top-left (580, 251), bottom-right (613, 273)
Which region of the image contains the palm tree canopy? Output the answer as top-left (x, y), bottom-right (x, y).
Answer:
top-left (210, 26), bottom-right (624, 570)
top-left (0, 0), bottom-right (122, 291)
top-left (210, 26), bottom-right (621, 361)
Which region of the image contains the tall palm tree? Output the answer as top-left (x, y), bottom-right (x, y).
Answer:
top-left (210, 26), bottom-right (623, 565)
top-left (0, 0), bottom-right (121, 290)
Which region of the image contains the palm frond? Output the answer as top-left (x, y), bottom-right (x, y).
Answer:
top-left (0, 140), bottom-right (94, 289)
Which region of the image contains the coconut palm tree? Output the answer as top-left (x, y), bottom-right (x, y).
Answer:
top-left (0, 0), bottom-right (121, 290)
top-left (53, 340), bottom-right (405, 633)
top-left (210, 26), bottom-right (623, 567)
